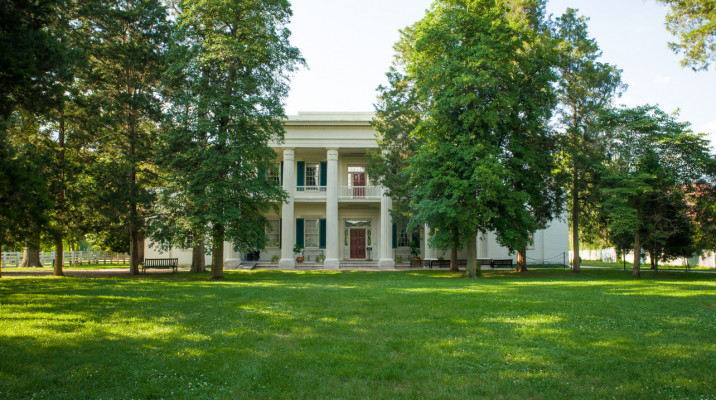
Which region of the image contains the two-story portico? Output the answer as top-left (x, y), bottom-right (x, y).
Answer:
top-left (264, 112), bottom-right (395, 269)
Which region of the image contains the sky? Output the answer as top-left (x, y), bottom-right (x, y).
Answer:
top-left (283, 0), bottom-right (716, 148)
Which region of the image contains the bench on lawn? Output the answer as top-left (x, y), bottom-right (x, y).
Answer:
top-left (477, 258), bottom-right (493, 268)
top-left (423, 259), bottom-right (467, 269)
top-left (491, 259), bottom-right (513, 268)
top-left (141, 258), bottom-right (178, 274)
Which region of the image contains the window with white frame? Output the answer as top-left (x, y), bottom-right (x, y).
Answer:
top-left (185, 234), bottom-right (194, 249)
top-left (267, 163), bottom-right (281, 185)
top-left (398, 222), bottom-right (410, 247)
top-left (265, 220), bottom-right (280, 248)
top-left (304, 219), bottom-right (319, 248)
top-left (305, 163), bottom-right (320, 187)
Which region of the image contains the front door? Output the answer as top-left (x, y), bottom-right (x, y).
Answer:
top-left (350, 228), bottom-right (366, 259)
top-left (352, 172), bottom-right (366, 197)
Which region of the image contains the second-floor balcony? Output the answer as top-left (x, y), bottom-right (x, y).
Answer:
top-left (294, 186), bottom-right (326, 200)
top-left (292, 185), bottom-right (381, 201)
top-left (338, 186), bottom-right (381, 201)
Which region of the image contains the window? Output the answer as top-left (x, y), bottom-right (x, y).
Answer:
top-left (185, 234), bottom-right (194, 249)
top-left (305, 219), bottom-right (319, 248)
top-left (398, 223), bottom-right (410, 247)
top-left (305, 163), bottom-right (319, 187)
top-left (267, 163), bottom-right (281, 185)
top-left (265, 220), bottom-right (280, 248)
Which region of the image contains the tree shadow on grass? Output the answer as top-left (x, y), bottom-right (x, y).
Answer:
top-left (0, 270), bottom-right (714, 399)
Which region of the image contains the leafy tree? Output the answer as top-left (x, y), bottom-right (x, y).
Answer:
top-left (553, 8), bottom-right (623, 272)
top-left (687, 179), bottom-right (716, 254)
top-left (156, 0), bottom-right (304, 280)
top-left (392, 0), bottom-right (559, 278)
top-left (600, 105), bottom-right (713, 278)
top-left (641, 187), bottom-right (695, 272)
top-left (82, 0), bottom-right (169, 275)
top-left (657, 0), bottom-right (716, 70)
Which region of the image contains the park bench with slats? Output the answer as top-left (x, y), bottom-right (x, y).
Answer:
top-left (141, 258), bottom-right (178, 273)
top-left (491, 259), bottom-right (513, 268)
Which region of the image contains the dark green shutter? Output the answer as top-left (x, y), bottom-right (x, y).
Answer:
top-left (392, 223), bottom-right (397, 249)
top-left (280, 161), bottom-right (284, 185)
top-left (279, 219), bottom-right (282, 248)
top-left (412, 231), bottom-right (420, 249)
top-left (296, 161), bottom-right (305, 187)
top-left (319, 219), bottom-right (326, 249)
top-left (258, 167), bottom-right (265, 181)
top-left (320, 161), bottom-right (327, 186)
top-left (296, 218), bottom-right (304, 246)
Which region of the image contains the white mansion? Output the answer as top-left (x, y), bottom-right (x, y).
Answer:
top-left (145, 112), bottom-right (569, 268)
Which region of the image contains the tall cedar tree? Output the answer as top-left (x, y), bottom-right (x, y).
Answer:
top-left (400, 0), bottom-right (558, 278)
top-left (599, 105), bottom-right (713, 278)
top-left (83, 0), bottom-right (169, 275)
top-left (0, 0), bottom-right (70, 274)
top-left (553, 9), bottom-right (623, 272)
top-left (657, 0), bottom-right (716, 70)
top-left (158, 0), bottom-right (303, 280)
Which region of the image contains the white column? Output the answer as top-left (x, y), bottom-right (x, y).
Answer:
top-left (477, 232), bottom-right (488, 259)
top-left (379, 187), bottom-right (395, 269)
top-left (279, 148), bottom-right (296, 269)
top-left (424, 224), bottom-right (436, 260)
top-left (325, 148), bottom-right (340, 269)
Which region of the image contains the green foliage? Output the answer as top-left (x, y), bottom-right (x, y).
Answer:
top-left (657, 0), bottom-right (716, 70)
top-left (599, 105), bottom-right (714, 274)
top-left (153, 0), bottom-right (304, 272)
top-left (373, 0), bottom-right (561, 278)
top-left (293, 244), bottom-right (304, 256)
top-left (553, 8), bottom-right (624, 267)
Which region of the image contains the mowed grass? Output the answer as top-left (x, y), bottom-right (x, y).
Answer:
top-left (0, 270), bottom-right (714, 399)
top-left (2, 263), bottom-right (131, 271)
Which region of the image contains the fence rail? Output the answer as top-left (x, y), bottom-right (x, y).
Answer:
top-left (1, 251), bottom-right (129, 268)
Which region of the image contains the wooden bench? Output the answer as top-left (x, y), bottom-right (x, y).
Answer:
top-left (477, 259), bottom-right (493, 268)
top-left (425, 259), bottom-right (467, 269)
top-left (491, 259), bottom-right (513, 268)
top-left (141, 258), bottom-right (178, 273)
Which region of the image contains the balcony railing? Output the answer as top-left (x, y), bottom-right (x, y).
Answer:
top-left (295, 186), bottom-right (326, 199)
top-left (338, 185), bottom-right (381, 200)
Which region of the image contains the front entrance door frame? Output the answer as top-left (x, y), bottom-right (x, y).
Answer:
top-left (349, 228), bottom-right (367, 259)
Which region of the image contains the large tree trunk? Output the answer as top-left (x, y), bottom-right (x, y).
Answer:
top-left (449, 247), bottom-right (459, 272)
top-left (211, 224), bottom-right (224, 280)
top-left (633, 229), bottom-right (641, 279)
top-left (466, 231), bottom-right (479, 278)
top-left (53, 234), bottom-right (64, 276)
top-left (19, 235), bottom-right (43, 268)
top-left (449, 226), bottom-right (459, 272)
top-left (516, 246), bottom-right (527, 272)
top-left (129, 228), bottom-right (140, 275)
top-left (191, 238), bottom-right (205, 273)
top-left (572, 168), bottom-right (581, 273)
top-left (135, 230), bottom-right (145, 267)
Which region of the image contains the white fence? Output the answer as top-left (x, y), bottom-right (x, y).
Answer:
top-left (569, 247), bottom-right (716, 268)
top-left (1, 251), bottom-right (129, 268)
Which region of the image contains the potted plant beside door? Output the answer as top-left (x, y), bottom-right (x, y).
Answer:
top-left (410, 243), bottom-right (421, 267)
top-left (293, 244), bottom-right (304, 263)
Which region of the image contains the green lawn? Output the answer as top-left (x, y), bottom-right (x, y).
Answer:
top-left (1, 270), bottom-right (714, 399)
